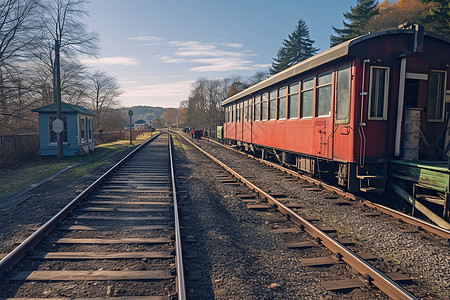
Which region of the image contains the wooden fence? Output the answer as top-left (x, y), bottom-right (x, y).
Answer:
top-left (0, 130), bottom-right (145, 169)
top-left (0, 134), bottom-right (40, 168)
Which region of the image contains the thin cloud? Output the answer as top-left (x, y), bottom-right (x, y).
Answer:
top-left (191, 58), bottom-right (269, 72)
top-left (81, 56), bottom-right (140, 66)
top-left (163, 40), bottom-right (266, 72)
top-left (123, 80), bottom-right (194, 98)
top-left (222, 42), bottom-right (242, 48)
top-left (128, 35), bottom-right (162, 41)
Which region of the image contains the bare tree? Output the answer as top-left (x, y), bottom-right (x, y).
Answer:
top-left (187, 78), bottom-right (229, 129)
top-left (87, 70), bottom-right (122, 130)
top-left (34, 0), bottom-right (99, 102)
top-left (0, 0), bottom-right (40, 133)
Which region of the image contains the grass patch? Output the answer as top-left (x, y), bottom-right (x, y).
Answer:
top-left (172, 135), bottom-right (187, 151)
top-left (0, 132), bottom-right (158, 199)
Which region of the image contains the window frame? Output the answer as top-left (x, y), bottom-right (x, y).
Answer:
top-left (261, 92), bottom-right (268, 121)
top-left (300, 76), bottom-right (315, 118)
top-left (368, 66), bottom-right (390, 120)
top-left (278, 86), bottom-right (287, 120)
top-left (315, 70), bottom-right (333, 117)
top-left (427, 70), bottom-right (447, 122)
top-left (254, 95), bottom-right (261, 121)
top-left (287, 82), bottom-right (299, 119)
top-left (49, 116), bottom-right (68, 143)
top-left (79, 116), bottom-right (86, 143)
top-left (335, 64), bottom-right (352, 124)
top-left (269, 89), bottom-right (277, 120)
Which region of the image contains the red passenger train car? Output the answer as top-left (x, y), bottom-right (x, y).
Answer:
top-left (222, 25), bottom-right (450, 193)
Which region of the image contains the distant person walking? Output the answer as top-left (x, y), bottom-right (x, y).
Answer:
top-left (190, 129), bottom-right (194, 139)
top-left (194, 129), bottom-right (200, 142)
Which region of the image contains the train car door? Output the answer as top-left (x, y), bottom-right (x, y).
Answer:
top-left (313, 70), bottom-right (334, 159)
top-left (333, 64), bottom-right (354, 162)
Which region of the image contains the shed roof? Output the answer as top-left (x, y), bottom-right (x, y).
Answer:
top-left (32, 102), bottom-right (98, 116)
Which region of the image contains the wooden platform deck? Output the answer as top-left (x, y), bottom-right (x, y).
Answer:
top-left (389, 159), bottom-right (449, 194)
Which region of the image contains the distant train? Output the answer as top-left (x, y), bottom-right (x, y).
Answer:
top-left (222, 25), bottom-right (450, 193)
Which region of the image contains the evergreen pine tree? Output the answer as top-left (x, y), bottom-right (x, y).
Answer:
top-left (330, 0), bottom-right (379, 47)
top-left (269, 19), bottom-right (319, 75)
top-left (421, 0), bottom-right (450, 37)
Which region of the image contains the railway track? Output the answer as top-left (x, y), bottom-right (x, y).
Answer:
top-left (207, 137), bottom-right (450, 240)
top-left (174, 132), bottom-right (441, 300)
top-left (0, 133), bottom-right (186, 299)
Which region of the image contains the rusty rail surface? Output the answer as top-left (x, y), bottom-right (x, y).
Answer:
top-left (206, 137), bottom-right (450, 240)
top-left (0, 133), bottom-right (161, 278)
top-left (175, 133), bottom-right (418, 300)
top-left (168, 134), bottom-right (187, 300)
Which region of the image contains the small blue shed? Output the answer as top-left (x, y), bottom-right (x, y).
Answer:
top-left (32, 102), bottom-right (98, 156)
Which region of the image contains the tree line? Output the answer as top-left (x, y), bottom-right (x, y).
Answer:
top-left (0, 0), bottom-right (123, 135)
top-left (177, 0), bottom-right (448, 132)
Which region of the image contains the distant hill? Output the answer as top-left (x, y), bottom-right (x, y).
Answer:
top-left (119, 106), bottom-right (165, 123)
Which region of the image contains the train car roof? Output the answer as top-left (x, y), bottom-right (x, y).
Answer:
top-left (222, 29), bottom-right (450, 106)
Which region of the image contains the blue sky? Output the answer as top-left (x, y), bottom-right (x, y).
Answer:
top-left (83, 0), bottom-right (361, 108)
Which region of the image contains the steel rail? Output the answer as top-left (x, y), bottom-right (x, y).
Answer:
top-left (168, 134), bottom-right (186, 300)
top-left (176, 133), bottom-right (418, 300)
top-left (0, 133), bottom-right (161, 278)
top-left (205, 137), bottom-right (450, 240)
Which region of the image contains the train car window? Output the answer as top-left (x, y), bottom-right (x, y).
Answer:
top-left (427, 70), bottom-right (446, 122)
top-left (244, 100), bottom-right (248, 122)
top-left (248, 98), bottom-right (253, 121)
top-left (336, 65), bottom-right (351, 124)
top-left (269, 90), bottom-right (277, 120)
top-left (316, 71), bottom-right (333, 117)
top-left (237, 102), bottom-right (242, 122)
top-left (301, 77), bottom-right (314, 118)
top-left (288, 83), bottom-right (299, 119)
top-left (233, 104), bottom-right (236, 122)
top-left (254, 95), bottom-right (261, 121)
top-left (278, 86), bottom-right (287, 119)
top-left (261, 93), bottom-right (268, 121)
top-left (368, 66), bottom-right (389, 120)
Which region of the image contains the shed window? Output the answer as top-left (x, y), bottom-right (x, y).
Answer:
top-left (427, 70), bottom-right (446, 122)
top-left (316, 71), bottom-right (333, 117)
top-left (254, 96), bottom-right (261, 121)
top-left (79, 117), bottom-right (85, 141)
top-left (269, 90), bottom-right (277, 120)
top-left (288, 83), bottom-right (299, 119)
top-left (369, 66), bottom-right (389, 120)
top-left (49, 116), bottom-right (67, 143)
top-left (88, 118), bottom-right (93, 140)
top-left (278, 86), bottom-right (287, 119)
top-left (301, 77), bottom-right (314, 118)
top-left (336, 65), bottom-right (351, 124)
top-left (261, 93), bottom-right (268, 121)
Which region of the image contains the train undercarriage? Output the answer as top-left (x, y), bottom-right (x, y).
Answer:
top-left (225, 139), bottom-right (388, 194)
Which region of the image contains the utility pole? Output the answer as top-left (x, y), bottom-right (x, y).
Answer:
top-left (55, 39), bottom-right (63, 160)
